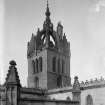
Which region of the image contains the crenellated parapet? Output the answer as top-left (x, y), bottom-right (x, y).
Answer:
top-left (80, 77), bottom-right (105, 89)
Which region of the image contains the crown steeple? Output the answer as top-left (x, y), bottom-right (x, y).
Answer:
top-left (27, 1), bottom-right (71, 89)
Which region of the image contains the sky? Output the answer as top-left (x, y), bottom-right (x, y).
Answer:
top-left (0, 0), bottom-right (105, 86)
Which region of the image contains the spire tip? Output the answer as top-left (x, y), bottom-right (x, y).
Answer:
top-left (45, 0), bottom-right (50, 17)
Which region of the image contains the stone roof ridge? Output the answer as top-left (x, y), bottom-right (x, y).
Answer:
top-left (5, 60), bottom-right (21, 87)
top-left (80, 76), bottom-right (105, 87)
top-left (48, 86), bottom-right (73, 93)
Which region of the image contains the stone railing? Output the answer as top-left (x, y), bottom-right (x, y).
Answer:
top-left (80, 76), bottom-right (105, 88)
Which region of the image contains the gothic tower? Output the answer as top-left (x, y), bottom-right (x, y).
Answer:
top-left (27, 1), bottom-right (71, 89)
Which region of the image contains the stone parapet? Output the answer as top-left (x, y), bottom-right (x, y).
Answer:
top-left (80, 77), bottom-right (105, 89)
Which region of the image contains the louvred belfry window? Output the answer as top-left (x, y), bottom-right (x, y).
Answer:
top-left (86, 95), bottom-right (93, 105)
top-left (36, 59), bottom-right (38, 73)
top-left (58, 59), bottom-right (61, 74)
top-left (62, 59), bottom-right (65, 74)
top-left (39, 57), bottom-right (43, 72)
top-left (52, 57), bottom-right (56, 72)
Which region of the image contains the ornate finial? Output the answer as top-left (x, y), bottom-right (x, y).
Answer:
top-left (9, 60), bottom-right (16, 66)
top-left (5, 60), bottom-right (21, 87)
top-left (37, 28), bottom-right (40, 32)
top-left (58, 21), bottom-right (62, 26)
top-left (45, 0), bottom-right (50, 17)
top-left (73, 76), bottom-right (80, 90)
top-left (74, 76), bottom-right (78, 80)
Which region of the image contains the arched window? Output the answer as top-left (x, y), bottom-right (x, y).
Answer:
top-left (58, 59), bottom-right (61, 74)
top-left (57, 75), bottom-right (62, 88)
top-left (35, 77), bottom-right (39, 88)
top-left (86, 95), bottom-right (93, 105)
top-left (62, 59), bottom-right (65, 73)
top-left (52, 57), bottom-right (56, 72)
top-left (39, 57), bottom-right (43, 72)
top-left (36, 59), bottom-right (38, 73)
top-left (32, 60), bottom-right (35, 74)
top-left (66, 96), bottom-right (71, 101)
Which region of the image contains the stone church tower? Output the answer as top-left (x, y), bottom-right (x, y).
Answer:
top-left (27, 1), bottom-right (71, 89)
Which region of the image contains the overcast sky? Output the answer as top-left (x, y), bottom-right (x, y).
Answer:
top-left (1, 0), bottom-right (105, 86)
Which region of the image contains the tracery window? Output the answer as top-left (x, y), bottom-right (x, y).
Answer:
top-left (66, 96), bottom-right (71, 101)
top-left (62, 59), bottom-right (65, 73)
top-left (52, 57), bottom-right (56, 72)
top-left (86, 95), bottom-right (93, 105)
top-left (32, 60), bottom-right (35, 74)
top-left (36, 59), bottom-right (38, 73)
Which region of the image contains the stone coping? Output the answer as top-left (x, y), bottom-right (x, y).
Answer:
top-left (20, 98), bottom-right (79, 104)
top-left (20, 87), bottom-right (45, 95)
top-left (47, 86), bottom-right (73, 94)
